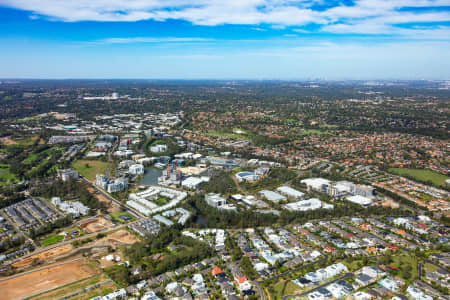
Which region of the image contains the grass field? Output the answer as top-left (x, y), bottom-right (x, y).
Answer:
top-left (14, 136), bottom-right (40, 146)
top-left (390, 254), bottom-right (418, 280)
top-left (73, 160), bottom-right (110, 181)
top-left (423, 262), bottom-right (440, 273)
top-left (319, 124), bottom-right (339, 129)
top-left (41, 234), bottom-right (65, 246)
top-left (269, 280), bottom-right (302, 300)
top-left (208, 130), bottom-right (248, 139)
top-left (0, 164), bottom-right (19, 186)
top-left (300, 129), bottom-right (335, 136)
top-left (110, 212), bottom-right (134, 223)
top-left (23, 153), bottom-right (39, 163)
top-left (388, 168), bottom-right (449, 187)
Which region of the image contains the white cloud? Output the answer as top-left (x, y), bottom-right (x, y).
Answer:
top-left (96, 37), bottom-right (214, 44)
top-left (0, 0), bottom-right (449, 38)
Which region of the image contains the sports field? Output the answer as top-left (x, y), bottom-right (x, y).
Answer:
top-left (389, 168), bottom-right (449, 187)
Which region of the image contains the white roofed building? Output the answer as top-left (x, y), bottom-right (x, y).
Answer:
top-left (345, 195), bottom-right (372, 206)
top-left (276, 186), bottom-right (305, 199)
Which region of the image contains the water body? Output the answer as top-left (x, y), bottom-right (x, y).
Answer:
top-left (138, 167), bottom-right (163, 185)
top-left (195, 215), bottom-right (207, 228)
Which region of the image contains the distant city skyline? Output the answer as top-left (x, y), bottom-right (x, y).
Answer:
top-left (0, 0), bottom-right (449, 79)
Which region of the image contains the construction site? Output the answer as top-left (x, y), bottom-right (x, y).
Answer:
top-left (0, 228), bottom-right (140, 299)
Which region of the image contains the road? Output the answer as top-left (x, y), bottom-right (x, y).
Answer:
top-left (2, 176), bottom-right (143, 267)
top-left (418, 261), bottom-right (423, 278)
top-left (282, 272), bottom-right (354, 300)
top-left (0, 211), bottom-right (36, 249)
top-left (0, 258), bottom-right (84, 282)
top-left (5, 215), bottom-right (144, 267)
top-left (258, 253), bottom-right (328, 285)
top-left (58, 279), bottom-right (114, 300)
top-left (252, 280), bottom-right (266, 300)
top-left (79, 176), bottom-right (143, 219)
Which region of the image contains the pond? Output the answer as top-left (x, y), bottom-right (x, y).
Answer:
top-left (138, 167), bottom-right (163, 185)
top-left (195, 215), bottom-right (207, 228)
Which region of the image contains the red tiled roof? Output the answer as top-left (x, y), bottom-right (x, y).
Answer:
top-left (237, 276), bottom-right (247, 284)
top-left (212, 267), bottom-right (225, 276)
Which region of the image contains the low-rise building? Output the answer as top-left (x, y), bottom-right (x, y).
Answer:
top-left (258, 190), bottom-right (286, 202)
top-left (205, 193), bottom-right (236, 211)
top-left (129, 164), bottom-right (144, 175)
top-left (96, 174), bottom-right (128, 193)
top-left (276, 186), bottom-right (305, 199)
top-left (346, 195), bottom-right (372, 206)
top-left (150, 144), bottom-right (168, 153)
top-left (57, 169), bottom-right (79, 182)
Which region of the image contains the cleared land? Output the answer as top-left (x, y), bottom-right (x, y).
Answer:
top-left (80, 217), bottom-right (114, 233)
top-left (388, 168), bottom-right (449, 187)
top-left (101, 229), bottom-right (139, 244)
top-left (0, 260), bottom-right (98, 300)
top-left (29, 273), bottom-right (114, 300)
top-left (73, 160), bottom-right (110, 181)
top-left (13, 244), bottom-right (73, 269)
top-left (0, 137), bottom-right (17, 145)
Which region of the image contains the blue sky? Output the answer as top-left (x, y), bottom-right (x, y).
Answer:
top-left (0, 0), bottom-right (449, 79)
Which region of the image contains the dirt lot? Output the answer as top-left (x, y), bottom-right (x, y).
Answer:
top-left (0, 137), bottom-right (17, 145)
top-left (29, 273), bottom-right (113, 300)
top-left (381, 198), bottom-right (400, 208)
top-left (101, 229), bottom-right (139, 245)
top-left (80, 217), bottom-right (114, 233)
top-left (0, 260), bottom-right (98, 300)
top-left (98, 251), bottom-right (124, 268)
top-left (13, 244), bottom-right (73, 269)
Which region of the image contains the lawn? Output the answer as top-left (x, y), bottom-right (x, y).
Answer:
top-left (110, 212), bottom-right (134, 223)
top-left (388, 168), bottom-right (449, 187)
top-left (153, 196), bottom-right (170, 206)
top-left (41, 234), bottom-right (65, 246)
top-left (73, 160), bottom-right (110, 181)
